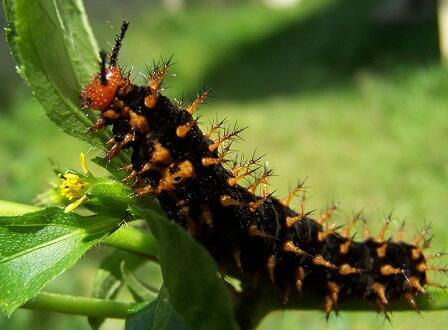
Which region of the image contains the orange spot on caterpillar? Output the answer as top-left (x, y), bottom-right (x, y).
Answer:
top-left (417, 262), bottom-right (426, 273)
top-left (338, 243), bottom-right (351, 257)
top-left (129, 110), bottom-right (149, 132)
top-left (380, 264), bottom-right (402, 276)
top-left (176, 121), bottom-right (196, 138)
top-left (144, 94), bottom-right (157, 109)
top-left (157, 160), bottom-right (194, 193)
top-left (151, 142), bottom-right (172, 165)
top-left (376, 243), bottom-right (387, 258)
top-left (102, 109), bottom-right (121, 121)
top-left (339, 263), bottom-right (360, 275)
top-left (220, 195), bottom-right (242, 208)
top-left (371, 282), bottom-right (388, 305)
top-left (411, 248), bottom-right (422, 260)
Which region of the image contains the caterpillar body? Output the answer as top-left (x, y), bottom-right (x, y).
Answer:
top-left (81, 21), bottom-right (435, 322)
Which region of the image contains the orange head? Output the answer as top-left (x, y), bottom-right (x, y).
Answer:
top-left (80, 21), bottom-right (129, 111)
top-left (81, 60), bottom-right (123, 111)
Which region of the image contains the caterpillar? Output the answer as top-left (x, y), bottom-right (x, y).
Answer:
top-left (81, 21), bottom-right (439, 322)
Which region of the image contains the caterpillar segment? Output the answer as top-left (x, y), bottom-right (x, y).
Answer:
top-left (80, 21), bottom-right (434, 318)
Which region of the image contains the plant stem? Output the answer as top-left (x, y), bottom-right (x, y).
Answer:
top-left (105, 225), bottom-right (158, 259)
top-left (21, 292), bottom-right (135, 319)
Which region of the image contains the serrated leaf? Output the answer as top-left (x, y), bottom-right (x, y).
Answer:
top-left (126, 286), bottom-right (186, 330)
top-left (88, 250), bottom-right (148, 330)
top-left (132, 204), bottom-right (239, 330)
top-left (0, 206), bottom-right (120, 316)
top-left (3, 0), bottom-right (110, 147)
top-left (3, 0), bottom-right (22, 75)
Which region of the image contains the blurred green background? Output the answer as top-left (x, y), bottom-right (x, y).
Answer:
top-left (1, 0), bottom-right (448, 329)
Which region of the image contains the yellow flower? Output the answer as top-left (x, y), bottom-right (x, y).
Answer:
top-left (58, 153), bottom-right (92, 213)
top-left (59, 173), bottom-right (88, 201)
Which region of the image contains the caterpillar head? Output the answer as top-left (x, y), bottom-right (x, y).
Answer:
top-left (80, 21), bottom-right (129, 111)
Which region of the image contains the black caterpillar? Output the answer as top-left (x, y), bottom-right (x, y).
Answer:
top-left (81, 21), bottom-right (437, 321)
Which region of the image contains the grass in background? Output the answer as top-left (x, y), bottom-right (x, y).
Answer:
top-left (1, 0), bottom-right (447, 329)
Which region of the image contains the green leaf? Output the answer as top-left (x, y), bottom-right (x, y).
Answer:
top-left (83, 178), bottom-right (134, 217)
top-left (132, 204), bottom-right (239, 330)
top-left (3, 0), bottom-right (110, 147)
top-left (0, 200), bottom-right (40, 216)
top-left (92, 156), bottom-right (131, 180)
top-left (126, 286), bottom-right (186, 330)
top-left (0, 206), bottom-right (120, 316)
top-left (3, 0), bottom-right (21, 74)
top-left (88, 250), bottom-right (148, 329)
top-left (120, 262), bottom-right (158, 303)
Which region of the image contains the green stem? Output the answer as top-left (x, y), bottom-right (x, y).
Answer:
top-left (21, 292), bottom-right (135, 319)
top-left (105, 226), bottom-right (158, 259)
